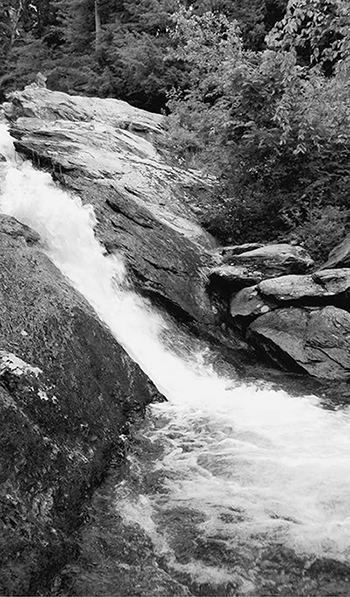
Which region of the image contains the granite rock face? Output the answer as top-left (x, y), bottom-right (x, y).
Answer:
top-left (0, 214), bottom-right (154, 595)
top-left (4, 87), bottom-right (164, 135)
top-left (258, 269), bottom-right (350, 302)
top-left (6, 86), bottom-right (217, 327)
top-left (247, 306), bottom-right (350, 379)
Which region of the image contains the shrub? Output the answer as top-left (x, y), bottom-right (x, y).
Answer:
top-left (165, 4), bottom-right (350, 260)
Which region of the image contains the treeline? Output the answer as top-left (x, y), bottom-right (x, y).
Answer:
top-left (0, 0), bottom-right (287, 109)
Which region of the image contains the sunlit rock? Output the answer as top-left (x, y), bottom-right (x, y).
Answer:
top-left (258, 269), bottom-right (350, 303)
top-left (5, 87), bottom-right (164, 136)
top-left (222, 243), bottom-right (314, 276)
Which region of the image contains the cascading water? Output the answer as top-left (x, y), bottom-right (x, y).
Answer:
top-left (1, 123), bottom-right (350, 594)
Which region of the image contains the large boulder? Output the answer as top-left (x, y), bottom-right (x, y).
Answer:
top-left (247, 306), bottom-right (350, 379)
top-left (4, 87), bottom-right (163, 136)
top-left (208, 264), bottom-right (268, 293)
top-left (258, 269), bottom-right (350, 303)
top-left (5, 86), bottom-right (217, 327)
top-left (221, 243), bottom-right (314, 276)
top-left (208, 243), bottom-right (314, 295)
top-left (218, 243), bottom-right (264, 259)
top-left (0, 214), bottom-right (154, 595)
top-left (321, 232), bottom-right (350, 270)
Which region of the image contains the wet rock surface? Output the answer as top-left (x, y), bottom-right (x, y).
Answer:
top-left (0, 214), bottom-right (154, 595)
top-left (53, 463), bottom-right (192, 597)
top-left (6, 86), bottom-right (217, 326)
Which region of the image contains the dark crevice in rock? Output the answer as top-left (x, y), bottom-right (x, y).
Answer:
top-left (106, 197), bottom-right (154, 229)
top-left (141, 255), bottom-right (183, 275)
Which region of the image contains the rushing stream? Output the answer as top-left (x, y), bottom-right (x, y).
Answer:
top-left (1, 124), bottom-right (350, 595)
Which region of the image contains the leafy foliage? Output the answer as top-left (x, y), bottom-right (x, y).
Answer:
top-left (166, 2), bottom-right (350, 261)
top-left (0, 0), bottom-right (289, 108)
top-left (267, 0), bottom-right (350, 73)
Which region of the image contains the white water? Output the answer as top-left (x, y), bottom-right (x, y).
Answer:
top-left (1, 124), bottom-right (350, 587)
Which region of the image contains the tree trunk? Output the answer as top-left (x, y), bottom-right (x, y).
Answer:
top-left (8, 0), bottom-right (23, 54)
top-left (94, 0), bottom-right (101, 53)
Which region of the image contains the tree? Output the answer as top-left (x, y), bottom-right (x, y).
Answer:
top-left (0, 0), bottom-right (24, 57)
top-left (95, 0), bottom-right (101, 52)
top-left (166, 6), bottom-right (350, 259)
top-left (0, 0), bottom-right (60, 99)
top-left (267, 0), bottom-right (350, 73)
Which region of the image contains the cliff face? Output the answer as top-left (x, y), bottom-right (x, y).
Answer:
top-left (0, 214), bottom-right (154, 595)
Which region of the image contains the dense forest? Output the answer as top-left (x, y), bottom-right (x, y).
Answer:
top-left (1, 0), bottom-right (350, 260)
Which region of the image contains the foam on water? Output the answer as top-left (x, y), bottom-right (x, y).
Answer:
top-left (1, 124), bottom-right (350, 583)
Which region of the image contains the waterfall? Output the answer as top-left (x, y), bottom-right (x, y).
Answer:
top-left (1, 123), bottom-right (350, 589)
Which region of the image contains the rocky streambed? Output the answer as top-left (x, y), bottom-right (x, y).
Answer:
top-left (4, 84), bottom-right (350, 383)
top-left (2, 85), bottom-right (350, 595)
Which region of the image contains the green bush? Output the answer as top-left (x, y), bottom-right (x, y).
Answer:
top-left (165, 3), bottom-right (350, 261)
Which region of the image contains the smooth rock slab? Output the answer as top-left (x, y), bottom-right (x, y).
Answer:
top-left (219, 243), bottom-right (264, 259)
top-left (223, 244), bottom-right (314, 276)
top-left (208, 264), bottom-right (266, 292)
top-left (7, 87), bottom-right (217, 326)
top-left (247, 306), bottom-right (350, 379)
top-left (5, 87), bottom-right (164, 136)
top-left (258, 269), bottom-right (350, 302)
